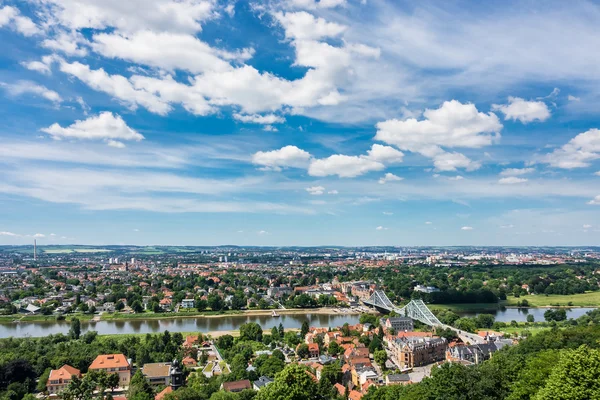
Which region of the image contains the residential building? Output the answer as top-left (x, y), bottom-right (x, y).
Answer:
top-left (47, 365), bottom-right (81, 395)
top-left (390, 337), bottom-right (447, 369)
top-left (89, 354), bottom-right (131, 387)
top-left (222, 380), bottom-right (252, 392)
top-left (381, 316), bottom-right (414, 332)
top-left (142, 363), bottom-right (171, 386)
top-left (181, 299), bottom-right (195, 309)
top-left (386, 374), bottom-right (411, 386)
top-left (447, 341), bottom-right (512, 365)
top-left (252, 376), bottom-right (274, 390)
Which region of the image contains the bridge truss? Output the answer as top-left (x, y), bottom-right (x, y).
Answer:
top-left (363, 290), bottom-right (442, 327)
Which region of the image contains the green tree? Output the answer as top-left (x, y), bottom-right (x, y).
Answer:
top-left (328, 341), bottom-right (341, 356)
top-left (374, 350), bottom-right (388, 369)
top-left (131, 300), bottom-right (144, 313)
top-left (69, 317), bottom-right (81, 340)
top-left (534, 345), bottom-right (600, 400)
top-left (128, 370), bottom-right (154, 400)
top-left (278, 323), bottom-right (284, 338)
top-left (240, 322), bottom-right (263, 342)
top-left (62, 375), bottom-right (95, 400)
top-left (296, 344), bottom-right (309, 359)
top-left (217, 335), bottom-right (234, 350)
top-left (300, 321), bottom-right (309, 339)
top-left (454, 317), bottom-right (477, 333)
top-left (258, 356), bottom-right (285, 378)
top-left (526, 314), bottom-right (535, 323)
top-left (255, 364), bottom-right (320, 400)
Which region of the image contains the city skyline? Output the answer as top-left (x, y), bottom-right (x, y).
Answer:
top-left (1, 0), bottom-right (600, 246)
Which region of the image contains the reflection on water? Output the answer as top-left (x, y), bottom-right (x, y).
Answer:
top-left (0, 307), bottom-right (596, 338)
top-left (0, 313), bottom-right (362, 338)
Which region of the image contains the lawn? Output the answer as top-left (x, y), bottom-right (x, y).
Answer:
top-left (428, 303), bottom-right (504, 312)
top-left (498, 324), bottom-right (554, 337)
top-left (505, 292), bottom-right (600, 307)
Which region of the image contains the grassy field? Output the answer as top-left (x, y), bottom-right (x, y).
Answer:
top-left (497, 324), bottom-right (554, 337)
top-left (428, 303), bottom-right (504, 312)
top-left (505, 292), bottom-right (600, 307)
top-left (0, 313), bottom-right (93, 323)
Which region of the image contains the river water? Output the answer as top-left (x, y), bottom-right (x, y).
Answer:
top-left (0, 307), bottom-right (596, 338)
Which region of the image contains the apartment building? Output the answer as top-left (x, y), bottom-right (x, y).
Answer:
top-left (89, 354), bottom-right (131, 387)
top-left (47, 365), bottom-right (81, 395)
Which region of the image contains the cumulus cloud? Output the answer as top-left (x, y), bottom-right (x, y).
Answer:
top-left (286, 0), bottom-right (347, 10)
top-left (432, 152), bottom-right (481, 172)
top-left (375, 226), bottom-right (388, 230)
top-left (448, 175), bottom-right (464, 181)
top-left (499, 177), bottom-right (528, 184)
top-left (0, 231), bottom-right (19, 237)
top-left (461, 226), bottom-right (473, 230)
top-left (588, 195), bottom-right (600, 205)
top-left (0, 5), bottom-right (40, 36)
top-left (252, 145), bottom-right (312, 171)
top-left (378, 173), bottom-right (403, 184)
top-left (39, 0), bottom-right (215, 34)
top-left (366, 144), bottom-right (404, 164)
top-left (42, 112), bottom-right (144, 145)
top-left (274, 11), bottom-right (346, 41)
top-left (309, 155), bottom-right (384, 178)
top-left (492, 97), bottom-right (551, 123)
top-left (233, 113), bottom-right (284, 124)
top-left (375, 100), bottom-right (501, 171)
top-left (543, 129), bottom-right (600, 169)
top-left (306, 185), bottom-right (325, 195)
top-left (500, 167), bottom-right (535, 176)
top-left (307, 144), bottom-right (404, 178)
top-left (1, 80), bottom-right (62, 103)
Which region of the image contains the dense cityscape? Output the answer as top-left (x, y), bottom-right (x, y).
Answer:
top-left (0, 245), bottom-right (599, 399)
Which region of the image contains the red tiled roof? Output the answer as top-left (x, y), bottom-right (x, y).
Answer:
top-left (89, 354), bottom-right (129, 370)
top-left (48, 365), bottom-right (81, 382)
top-left (155, 386), bottom-right (173, 400)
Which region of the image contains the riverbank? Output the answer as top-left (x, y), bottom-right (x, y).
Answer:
top-left (0, 306), bottom-right (365, 323)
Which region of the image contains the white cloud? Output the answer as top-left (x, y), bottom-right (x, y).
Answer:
top-left (366, 144), bottom-right (404, 164)
top-left (0, 231), bottom-right (19, 237)
top-left (42, 30), bottom-right (88, 56)
top-left (1, 80), bottom-right (62, 103)
top-left (499, 177), bottom-right (528, 184)
top-left (39, 0), bottom-right (215, 34)
top-left (224, 4), bottom-right (235, 17)
top-left (233, 113), bottom-right (284, 124)
top-left (307, 144), bottom-right (403, 178)
top-left (583, 224), bottom-right (592, 229)
top-left (375, 100), bottom-right (500, 171)
top-left (433, 152), bottom-right (481, 172)
top-left (376, 100), bottom-right (502, 153)
top-left (286, 0), bottom-right (346, 10)
top-left (274, 11), bottom-right (347, 41)
top-left (252, 145), bottom-right (312, 171)
top-left (461, 226), bottom-right (473, 230)
top-left (595, 171), bottom-right (600, 176)
top-left (257, 230), bottom-right (269, 235)
top-left (568, 95), bottom-right (581, 102)
top-left (0, 6), bottom-right (40, 36)
top-left (378, 173), bottom-right (403, 184)
top-left (425, 221), bottom-right (432, 224)
top-left (91, 30), bottom-right (252, 74)
top-left (309, 155), bottom-right (384, 178)
top-left (588, 195), bottom-right (600, 205)
top-left (448, 175), bottom-right (464, 181)
top-left (543, 129), bottom-right (600, 169)
top-left (500, 167), bottom-right (535, 176)
top-left (42, 112), bottom-right (144, 145)
top-left (328, 190), bottom-right (338, 195)
top-left (375, 226), bottom-right (388, 230)
top-left (33, 233), bottom-right (45, 238)
top-left (107, 140), bottom-right (126, 148)
top-left (306, 186), bottom-right (325, 195)
top-left (492, 97), bottom-right (551, 123)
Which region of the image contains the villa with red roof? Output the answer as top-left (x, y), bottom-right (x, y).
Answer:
top-left (47, 365), bottom-right (81, 395)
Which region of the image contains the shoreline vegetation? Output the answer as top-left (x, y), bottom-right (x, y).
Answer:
top-left (2, 292), bottom-right (600, 324)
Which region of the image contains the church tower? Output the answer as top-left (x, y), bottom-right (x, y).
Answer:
top-left (170, 359), bottom-right (184, 390)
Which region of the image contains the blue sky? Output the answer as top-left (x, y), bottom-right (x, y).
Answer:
top-left (0, 0), bottom-right (599, 246)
